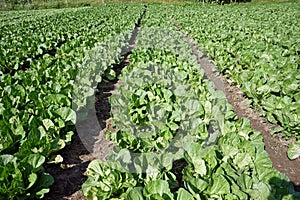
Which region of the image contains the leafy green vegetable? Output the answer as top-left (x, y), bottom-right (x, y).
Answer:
top-left (287, 141), bottom-right (300, 160)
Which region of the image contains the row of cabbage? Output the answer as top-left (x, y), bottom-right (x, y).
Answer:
top-left (170, 3), bottom-right (300, 152)
top-left (0, 5), bottom-right (129, 73)
top-left (0, 8), bottom-right (69, 25)
top-left (0, 4), bottom-right (144, 199)
top-left (82, 5), bottom-right (299, 199)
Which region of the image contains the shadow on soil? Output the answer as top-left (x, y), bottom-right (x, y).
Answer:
top-left (44, 133), bottom-right (90, 199)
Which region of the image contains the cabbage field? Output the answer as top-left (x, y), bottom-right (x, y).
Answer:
top-left (0, 2), bottom-right (299, 200)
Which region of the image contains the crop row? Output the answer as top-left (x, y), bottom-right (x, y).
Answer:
top-left (82, 5), bottom-right (299, 199)
top-left (0, 8), bottom-right (71, 25)
top-left (0, 4), bottom-right (144, 199)
top-left (170, 3), bottom-right (300, 154)
top-left (0, 5), bottom-right (133, 73)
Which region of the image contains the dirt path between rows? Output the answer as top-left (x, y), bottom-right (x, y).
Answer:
top-left (173, 19), bottom-right (300, 191)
